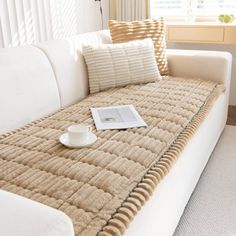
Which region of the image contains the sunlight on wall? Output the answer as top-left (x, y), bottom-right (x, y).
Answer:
top-left (0, 0), bottom-right (109, 48)
top-left (66, 32), bottom-right (104, 61)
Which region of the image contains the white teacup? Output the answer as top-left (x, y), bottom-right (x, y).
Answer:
top-left (67, 124), bottom-right (92, 145)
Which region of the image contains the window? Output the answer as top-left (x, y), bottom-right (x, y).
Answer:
top-left (150, 0), bottom-right (185, 17)
top-left (196, 0), bottom-right (236, 17)
top-left (150, 0), bottom-right (236, 21)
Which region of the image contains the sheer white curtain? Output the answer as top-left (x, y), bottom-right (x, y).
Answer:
top-left (0, 0), bottom-right (109, 48)
top-left (110, 0), bottom-right (148, 21)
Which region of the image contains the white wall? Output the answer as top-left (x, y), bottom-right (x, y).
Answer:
top-left (0, 0), bottom-right (110, 48)
top-left (76, 0), bottom-right (109, 33)
top-left (168, 42), bottom-right (236, 106)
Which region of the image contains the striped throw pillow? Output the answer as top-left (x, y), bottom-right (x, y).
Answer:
top-left (82, 38), bottom-right (161, 94)
top-left (109, 18), bottom-right (169, 76)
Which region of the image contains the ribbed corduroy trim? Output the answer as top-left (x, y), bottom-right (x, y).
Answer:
top-left (98, 84), bottom-right (225, 236)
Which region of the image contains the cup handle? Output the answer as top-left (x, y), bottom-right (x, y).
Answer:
top-left (88, 125), bottom-right (92, 132)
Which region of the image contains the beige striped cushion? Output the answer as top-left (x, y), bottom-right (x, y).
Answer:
top-left (82, 38), bottom-right (161, 94)
top-left (109, 18), bottom-right (169, 76)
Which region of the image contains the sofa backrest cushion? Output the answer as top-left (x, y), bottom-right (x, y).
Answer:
top-left (0, 31), bottom-right (112, 134)
top-left (0, 46), bottom-right (61, 134)
top-left (36, 31), bottom-right (111, 108)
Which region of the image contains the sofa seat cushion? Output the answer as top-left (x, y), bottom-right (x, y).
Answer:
top-left (0, 77), bottom-right (224, 236)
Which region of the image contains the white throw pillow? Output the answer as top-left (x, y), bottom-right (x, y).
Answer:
top-left (82, 38), bottom-right (161, 94)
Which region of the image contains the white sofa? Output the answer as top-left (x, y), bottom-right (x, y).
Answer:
top-left (0, 30), bottom-right (232, 236)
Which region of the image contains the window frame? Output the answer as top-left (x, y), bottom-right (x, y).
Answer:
top-left (149, 0), bottom-right (236, 23)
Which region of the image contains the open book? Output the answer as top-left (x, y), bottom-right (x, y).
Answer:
top-left (91, 105), bottom-right (147, 131)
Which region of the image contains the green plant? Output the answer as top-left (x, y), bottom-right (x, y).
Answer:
top-left (218, 14), bottom-right (235, 23)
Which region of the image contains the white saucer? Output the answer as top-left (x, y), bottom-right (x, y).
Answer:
top-left (59, 132), bottom-right (97, 148)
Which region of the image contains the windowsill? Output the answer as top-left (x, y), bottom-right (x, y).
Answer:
top-left (166, 22), bottom-right (236, 44)
top-left (167, 21), bottom-right (236, 26)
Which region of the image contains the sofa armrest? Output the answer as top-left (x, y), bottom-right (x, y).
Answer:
top-left (0, 190), bottom-right (74, 236)
top-left (167, 49), bottom-right (232, 93)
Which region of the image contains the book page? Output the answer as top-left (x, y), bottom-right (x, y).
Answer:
top-left (91, 105), bottom-right (147, 131)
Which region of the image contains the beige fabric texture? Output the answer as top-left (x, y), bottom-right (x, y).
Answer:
top-left (0, 77), bottom-right (224, 236)
top-left (109, 18), bottom-right (169, 76)
top-left (82, 38), bottom-right (161, 94)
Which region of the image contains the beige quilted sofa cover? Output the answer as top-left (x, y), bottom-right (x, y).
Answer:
top-left (0, 77), bottom-right (224, 236)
